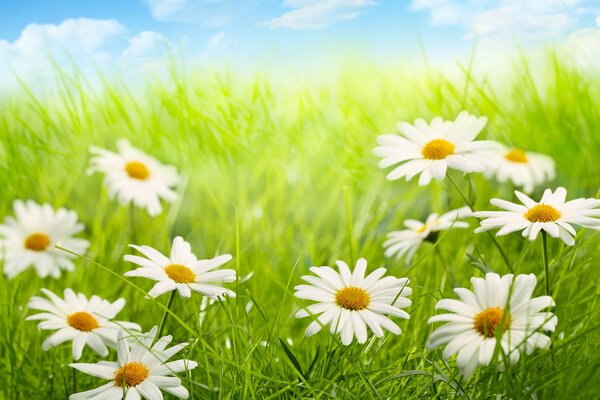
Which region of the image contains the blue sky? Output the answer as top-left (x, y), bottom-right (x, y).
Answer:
top-left (0, 0), bottom-right (599, 83)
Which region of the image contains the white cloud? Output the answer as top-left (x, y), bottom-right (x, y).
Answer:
top-left (0, 18), bottom-right (126, 81)
top-left (207, 31), bottom-right (235, 49)
top-left (122, 31), bottom-right (169, 59)
top-left (562, 12), bottom-right (600, 70)
top-left (260, 0), bottom-right (377, 30)
top-left (144, 0), bottom-right (189, 20)
top-left (0, 18), bottom-right (174, 89)
top-left (412, 0), bottom-right (583, 42)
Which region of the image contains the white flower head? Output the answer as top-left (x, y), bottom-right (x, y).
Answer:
top-left (427, 273), bottom-right (557, 378)
top-left (69, 326), bottom-right (198, 400)
top-left (124, 236), bottom-right (236, 299)
top-left (88, 139), bottom-right (179, 217)
top-left (0, 200), bottom-right (90, 279)
top-left (474, 187), bottom-right (600, 246)
top-left (384, 207), bottom-right (472, 263)
top-left (484, 145), bottom-right (555, 193)
top-left (26, 288), bottom-right (141, 360)
top-left (373, 111), bottom-right (497, 186)
top-left (295, 258), bottom-right (411, 345)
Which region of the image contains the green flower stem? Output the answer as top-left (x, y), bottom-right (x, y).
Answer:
top-left (542, 231), bottom-right (550, 296)
top-left (446, 173), bottom-right (513, 273)
top-left (157, 291), bottom-right (176, 340)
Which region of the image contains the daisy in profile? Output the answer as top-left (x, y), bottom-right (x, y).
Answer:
top-left (427, 273), bottom-right (557, 378)
top-left (474, 187), bottom-right (600, 245)
top-left (373, 111), bottom-right (497, 186)
top-left (124, 236), bottom-right (236, 298)
top-left (88, 139), bottom-right (179, 216)
top-left (70, 326), bottom-right (197, 400)
top-left (384, 207), bottom-right (471, 263)
top-left (295, 258), bottom-right (411, 345)
top-left (27, 288), bottom-right (141, 360)
top-left (485, 145), bottom-right (555, 193)
top-left (0, 200), bottom-right (90, 279)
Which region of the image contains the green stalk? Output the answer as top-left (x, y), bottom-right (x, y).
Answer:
top-left (446, 174), bottom-right (513, 273)
top-left (157, 291), bottom-right (176, 339)
top-left (72, 368), bottom-right (77, 394)
top-left (541, 231), bottom-right (550, 296)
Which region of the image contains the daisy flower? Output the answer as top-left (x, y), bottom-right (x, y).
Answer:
top-left (26, 288), bottom-right (141, 360)
top-left (427, 273), bottom-right (557, 378)
top-left (485, 145), bottom-right (555, 193)
top-left (373, 111), bottom-right (496, 186)
top-left (474, 187), bottom-right (600, 246)
top-left (124, 236), bottom-right (236, 299)
top-left (294, 258), bottom-right (411, 345)
top-left (88, 139), bottom-right (179, 216)
top-left (0, 200), bottom-right (90, 279)
top-left (384, 207), bottom-right (471, 263)
top-left (70, 326), bottom-right (197, 400)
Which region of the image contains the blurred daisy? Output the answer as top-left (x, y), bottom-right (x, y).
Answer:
top-left (295, 258), bottom-right (411, 345)
top-left (124, 236), bottom-right (236, 299)
top-left (88, 139), bottom-right (179, 216)
top-left (27, 288), bottom-right (141, 360)
top-left (485, 145), bottom-right (555, 193)
top-left (427, 273), bottom-right (557, 378)
top-left (0, 200), bottom-right (90, 279)
top-left (474, 187), bottom-right (600, 245)
top-left (70, 326), bottom-right (197, 400)
top-left (373, 111), bottom-right (496, 186)
top-left (384, 207), bottom-right (471, 263)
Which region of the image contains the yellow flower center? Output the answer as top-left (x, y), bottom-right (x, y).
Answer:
top-left (114, 362), bottom-right (150, 387)
top-left (421, 139), bottom-right (455, 160)
top-left (67, 311), bottom-right (99, 332)
top-left (417, 224), bottom-right (428, 233)
top-left (504, 149), bottom-right (528, 163)
top-left (24, 233), bottom-right (51, 251)
top-left (165, 264), bottom-right (196, 283)
top-left (474, 307), bottom-right (510, 337)
top-left (524, 204), bottom-right (561, 223)
top-left (125, 161), bottom-right (150, 180)
top-left (335, 287), bottom-right (370, 311)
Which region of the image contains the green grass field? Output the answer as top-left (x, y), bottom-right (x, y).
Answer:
top-left (1, 55), bottom-right (600, 399)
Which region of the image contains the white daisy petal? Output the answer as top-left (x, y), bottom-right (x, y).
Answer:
top-left (428, 273), bottom-right (556, 378)
top-left (88, 139), bottom-right (179, 216)
top-left (294, 258), bottom-right (411, 345)
top-left (475, 187), bottom-right (600, 246)
top-left (70, 327), bottom-right (197, 400)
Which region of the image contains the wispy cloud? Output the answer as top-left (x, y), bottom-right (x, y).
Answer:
top-left (0, 18), bottom-right (172, 85)
top-left (562, 11), bottom-right (600, 69)
top-left (412, 0), bottom-right (584, 42)
top-left (260, 0), bottom-right (378, 30)
top-left (144, 0), bottom-right (189, 21)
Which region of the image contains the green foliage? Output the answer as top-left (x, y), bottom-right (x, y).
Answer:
top-left (0, 55), bottom-right (599, 399)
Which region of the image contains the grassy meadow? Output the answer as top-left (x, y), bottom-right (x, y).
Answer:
top-left (1, 55), bottom-right (600, 399)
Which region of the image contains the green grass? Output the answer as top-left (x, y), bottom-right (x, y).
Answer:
top-left (1, 54), bottom-right (600, 399)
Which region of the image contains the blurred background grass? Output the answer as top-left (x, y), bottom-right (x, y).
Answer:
top-left (0, 53), bottom-right (599, 399)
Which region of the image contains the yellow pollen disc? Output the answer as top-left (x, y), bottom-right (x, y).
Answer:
top-left (524, 204), bottom-right (561, 223)
top-left (24, 233), bottom-right (51, 251)
top-left (114, 362), bottom-right (150, 387)
top-left (474, 307), bottom-right (510, 337)
top-left (417, 225), bottom-right (428, 233)
top-left (67, 312), bottom-right (99, 332)
top-left (504, 149), bottom-right (529, 163)
top-left (335, 287), bottom-right (370, 311)
top-left (165, 264), bottom-right (196, 283)
top-left (421, 139), bottom-right (455, 160)
top-left (125, 161), bottom-right (150, 180)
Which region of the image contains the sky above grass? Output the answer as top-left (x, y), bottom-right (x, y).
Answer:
top-left (0, 0), bottom-right (599, 86)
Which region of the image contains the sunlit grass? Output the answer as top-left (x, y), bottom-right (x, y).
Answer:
top-left (0, 54), bottom-right (599, 399)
